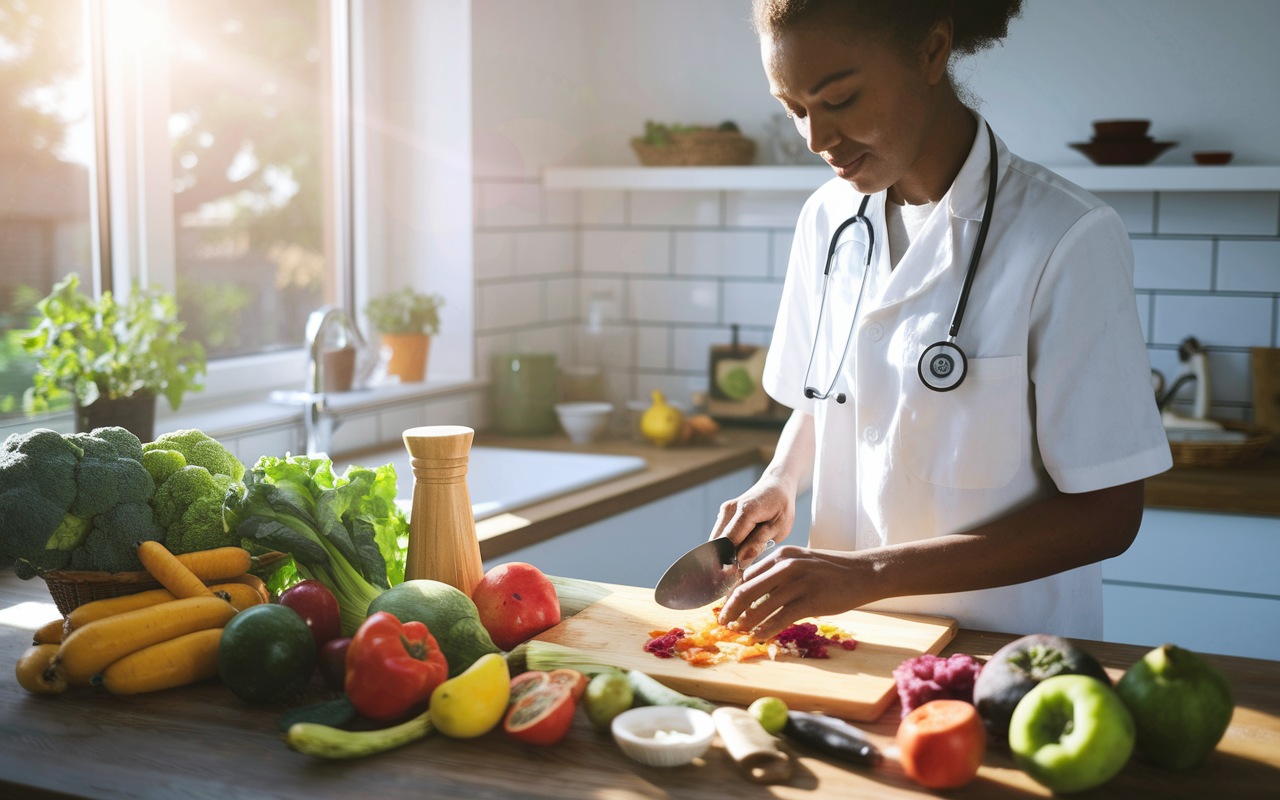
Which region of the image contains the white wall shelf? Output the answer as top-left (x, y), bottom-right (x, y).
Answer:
top-left (543, 165), bottom-right (1280, 193)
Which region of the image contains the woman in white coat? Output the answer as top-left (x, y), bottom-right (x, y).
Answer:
top-left (713, 0), bottom-right (1172, 640)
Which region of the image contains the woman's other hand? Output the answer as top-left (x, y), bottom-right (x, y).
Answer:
top-left (709, 474), bottom-right (796, 567)
top-left (716, 546), bottom-right (865, 640)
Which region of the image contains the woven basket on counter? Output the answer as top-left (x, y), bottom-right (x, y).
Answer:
top-left (41, 551), bottom-right (287, 616)
top-left (630, 130), bottom-right (757, 166)
top-left (1168, 419), bottom-right (1273, 468)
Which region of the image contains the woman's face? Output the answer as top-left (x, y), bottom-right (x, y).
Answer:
top-left (762, 17), bottom-right (949, 195)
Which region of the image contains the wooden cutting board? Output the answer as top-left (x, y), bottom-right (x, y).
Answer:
top-left (533, 584), bottom-right (957, 721)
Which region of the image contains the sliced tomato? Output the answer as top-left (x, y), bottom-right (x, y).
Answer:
top-left (503, 685), bottom-right (576, 746)
top-left (547, 668), bottom-right (588, 701)
top-left (508, 670), bottom-right (551, 706)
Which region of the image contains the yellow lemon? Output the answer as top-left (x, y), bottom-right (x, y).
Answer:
top-left (641, 389), bottom-right (684, 447)
top-left (429, 653), bottom-right (511, 738)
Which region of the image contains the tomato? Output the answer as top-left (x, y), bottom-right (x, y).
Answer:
top-left (503, 685), bottom-right (577, 746)
top-left (896, 699), bottom-right (986, 789)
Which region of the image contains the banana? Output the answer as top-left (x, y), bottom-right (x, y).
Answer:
top-left (285, 710), bottom-right (434, 759)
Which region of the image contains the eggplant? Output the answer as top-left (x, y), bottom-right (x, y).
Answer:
top-left (781, 711), bottom-right (883, 767)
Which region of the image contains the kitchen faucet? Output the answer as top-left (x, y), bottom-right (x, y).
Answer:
top-left (270, 305), bottom-right (368, 456)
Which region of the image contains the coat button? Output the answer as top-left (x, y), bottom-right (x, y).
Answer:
top-left (866, 323), bottom-right (883, 342)
top-left (863, 424), bottom-right (880, 443)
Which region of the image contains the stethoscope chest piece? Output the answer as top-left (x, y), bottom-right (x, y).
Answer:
top-left (918, 341), bottom-right (967, 392)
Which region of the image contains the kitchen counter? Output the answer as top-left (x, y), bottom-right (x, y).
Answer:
top-left (0, 571), bottom-right (1277, 799)
top-left (1143, 452), bottom-right (1280, 516)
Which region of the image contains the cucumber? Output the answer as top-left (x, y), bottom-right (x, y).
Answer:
top-left (781, 711), bottom-right (883, 767)
top-left (626, 670), bottom-right (715, 713)
top-left (286, 710), bottom-right (434, 760)
top-left (277, 695), bottom-right (357, 733)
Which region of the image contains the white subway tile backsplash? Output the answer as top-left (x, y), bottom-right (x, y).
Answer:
top-left (516, 231), bottom-right (575, 276)
top-left (1217, 240), bottom-right (1280, 293)
top-left (582, 230), bottom-right (670, 274)
top-left (544, 277), bottom-right (578, 322)
top-left (629, 279), bottom-right (719, 324)
top-left (630, 191), bottom-right (721, 226)
top-left (633, 372), bottom-right (705, 408)
top-left (474, 232), bottom-right (515, 280)
top-left (636, 326), bottom-right (670, 370)
top-left (1152, 348), bottom-right (1255, 406)
top-left (423, 396), bottom-right (481, 428)
top-left (579, 278), bottom-right (626, 321)
top-left (580, 190), bottom-right (625, 225)
top-left (1151, 294), bottom-right (1274, 348)
top-left (671, 327), bottom-right (726, 372)
top-left (544, 190), bottom-right (578, 226)
top-left (725, 191), bottom-right (809, 228)
top-left (1157, 192), bottom-right (1280, 236)
top-left (771, 230), bottom-right (795, 278)
top-left (475, 332), bottom-right (515, 380)
top-left (674, 231), bottom-right (770, 277)
top-left (480, 281), bottom-right (543, 330)
top-left (515, 325), bottom-right (571, 361)
top-left (723, 281), bottom-right (785, 326)
top-left (1094, 192), bottom-right (1155, 235)
top-left (479, 182), bottom-right (542, 228)
top-left (1131, 239), bottom-right (1213, 290)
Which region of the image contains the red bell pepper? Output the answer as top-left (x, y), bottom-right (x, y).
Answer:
top-left (345, 611), bottom-right (449, 721)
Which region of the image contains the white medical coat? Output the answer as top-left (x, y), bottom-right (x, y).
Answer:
top-left (761, 116), bottom-right (1172, 638)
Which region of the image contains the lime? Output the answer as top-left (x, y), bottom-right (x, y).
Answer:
top-left (718, 366), bottom-right (755, 401)
top-left (584, 671), bottom-right (633, 730)
top-left (749, 696), bottom-right (789, 734)
top-left (219, 604), bottom-right (316, 705)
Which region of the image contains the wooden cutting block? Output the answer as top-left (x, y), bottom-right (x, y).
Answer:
top-left (534, 584), bottom-right (957, 721)
top-left (1253, 348), bottom-right (1280, 452)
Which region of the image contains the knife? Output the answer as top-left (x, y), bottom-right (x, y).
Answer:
top-left (655, 538), bottom-right (774, 609)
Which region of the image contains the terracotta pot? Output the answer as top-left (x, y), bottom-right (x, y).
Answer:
top-left (383, 333), bottom-right (432, 382)
top-left (74, 389), bottom-right (156, 442)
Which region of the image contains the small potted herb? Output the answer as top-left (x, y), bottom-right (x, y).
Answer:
top-left (21, 274), bottom-right (206, 440)
top-left (364, 289), bottom-right (443, 383)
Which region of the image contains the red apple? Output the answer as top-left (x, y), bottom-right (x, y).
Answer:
top-left (279, 580), bottom-right (341, 648)
top-left (318, 637), bottom-right (351, 691)
top-left (471, 562), bottom-right (561, 651)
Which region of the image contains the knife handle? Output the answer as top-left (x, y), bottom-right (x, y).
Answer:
top-left (712, 707), bottom-right (792, 784)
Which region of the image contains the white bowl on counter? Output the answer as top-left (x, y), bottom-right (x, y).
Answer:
top-left (554, 402), bottom-right (614, 444)
top-left (610, 706), bottom-right (716, 767)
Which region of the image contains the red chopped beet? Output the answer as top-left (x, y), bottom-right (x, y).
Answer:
top-left (840, 639), bottom-right (857, 651)
top-left (775, 622), bottom-right (840, 659)
top-left (644, 628), bottom-right (685, 659)
top-left (892, 653), bottom-right (983, 718)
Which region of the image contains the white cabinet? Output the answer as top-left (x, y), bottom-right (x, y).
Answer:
top-left (1102, 508), bottom-right (1280, 661)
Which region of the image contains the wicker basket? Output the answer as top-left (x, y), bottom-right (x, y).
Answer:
top-left (41, 551), bottom-right (287, 617)
top-left (1169, 419), bottom-right (1273, 468)
top-left (631, 130), bottom-right (757, 166)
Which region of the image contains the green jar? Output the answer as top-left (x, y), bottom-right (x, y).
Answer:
top-left (491, 353), bottom-right (558, 435)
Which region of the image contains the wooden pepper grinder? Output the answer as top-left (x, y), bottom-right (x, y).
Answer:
top-left (402, 425), bottom-right (484, 595)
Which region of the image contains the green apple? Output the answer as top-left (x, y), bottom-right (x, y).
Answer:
top-left (1116, 644), bottom-right (1234, 771)
top-left (1009, 675), bottom-right (1135, 793)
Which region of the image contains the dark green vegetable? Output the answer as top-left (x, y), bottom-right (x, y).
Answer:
top-left (782, 711), bottom-right (883, 768)
top-left (626, 670), bottom-right (715, 713)
top-left (144, 430), bottom-right (244, 555)
top-left (278, 695), bottom-right (357, 733)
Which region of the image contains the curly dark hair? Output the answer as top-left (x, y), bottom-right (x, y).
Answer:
top-left (752, 0), bottom-right (1023, 57)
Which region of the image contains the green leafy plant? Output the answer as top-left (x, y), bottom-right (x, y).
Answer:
top-left (364, 289), bottom-right (444, 335)
top-left (21, 274), bottom-right (207, 413)
top-left (639, 119), bottom-right (741, 147)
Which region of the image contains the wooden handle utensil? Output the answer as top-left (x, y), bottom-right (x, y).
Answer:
top-left (712, 707), bottom-right (792, 784)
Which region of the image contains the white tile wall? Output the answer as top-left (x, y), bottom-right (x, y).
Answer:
top-left (636, 326), bottom-right (670, 370)
top-left (630, 191), bottom-right (721, 227)
top-left (674, 231), bottom-right (770, 277)
top-left (515, 231), bottom-right (575, 275)
top-left (544, 276), bottom-right (578, 322)
top-left (514, 325), bottom-right (572, 361)
top-left (1157, 191), bottom-right (1280, 236)
top-left (770, 230), bottom-right (795, 278)
top-left (475, 332), bottom-right (514, 380)
top-left (671, 328), bottom-right (728, 372)
top-left (725, 191), bottom-right (809, 228)
top-left (474, 232), bottom-right (515, 279)
top-left (1131, 239), bottom-right (1213, 291)
top-left (1095, 192), bottom-right (1155, 235)
top-left (1151, 294), bottom-right (1274, 348)
top-left (580, 190), bottom-right (625, 225)
top-left (723, 280), bottom-right (785, 326)
top-left (581, 230), bottom-right (670, 274)
top-left (479, 182), bottom-right (542, 228)
top-left (479, 281), bottom-right (543, 330)
top-left (1217, 240), bottom-right (1280, 293)
top-left (629, 279), bottom-right (719, 324)
top-left (1149, 348), bottom-right (1253, 406)
top-left (1136, 292), bottom-right (1152, 340)
top-left (544, 190), bottom-right (578, 226)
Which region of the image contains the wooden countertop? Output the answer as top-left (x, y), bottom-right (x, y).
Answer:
top-left (1144, 452), bottom-right (1280, 516)
top-left (0, 572), bottom-right (1277, 800)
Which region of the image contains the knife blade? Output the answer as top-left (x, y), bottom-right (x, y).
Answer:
top-left (654, 537), bottom-right (742, 610)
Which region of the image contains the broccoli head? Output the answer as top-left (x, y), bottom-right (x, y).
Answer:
top-left (67, 430), bottom-right (156, 519)
top-left (141, 449), bottom-right (186, 487)
top-left (143, 430), bottom-right (244, 482)
top-left (152, 466), bottom-right (238, 555)
top-left (74, 502), bottom-right (165, 572)
top-left (0, 429), bottom-right (88, 573)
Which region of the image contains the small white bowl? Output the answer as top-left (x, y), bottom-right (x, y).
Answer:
top-left (554, 401), bottom-right (614, 444)
top-left (610, 706), bottom-right (716, 767)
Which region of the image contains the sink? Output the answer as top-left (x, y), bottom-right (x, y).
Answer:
top-left (335, 446), bottom-right (647, 521)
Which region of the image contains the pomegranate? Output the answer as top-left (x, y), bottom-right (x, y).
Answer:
top-left (503, 684), bottom-right (577, 746)
top-left (471, 563), bottom-right (561, 651)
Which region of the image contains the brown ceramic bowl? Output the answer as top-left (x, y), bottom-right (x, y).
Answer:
top-left (1092, 119), bottom-right (1151, 140)
top-left (1070, 139), bottom-right (1176, 166)
top-left (1193, 151), bottom-right (1234, 165)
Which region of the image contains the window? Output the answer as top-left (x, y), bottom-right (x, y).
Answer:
top-left (0, 0), bottom-right (94, 417)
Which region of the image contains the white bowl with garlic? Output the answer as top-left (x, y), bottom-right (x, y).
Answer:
top-left (610, 706), bottom-right (716, 767)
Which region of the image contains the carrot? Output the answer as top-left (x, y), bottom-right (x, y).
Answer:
top-left (66, 588), bottom-right (177, 633)
top-left (54, 596), bottom-right (237, 686)
top-left (138, 541), bottom-right (212, 599)
top-left (207, 582), bottom-right (264, 612)
top-left (217, 572), bottom-right (270, 604)
top-left (98, 628), bottom-right (223, 695)
top-left (32, 619), bottom-right (64, 645)
top-left (175, 547), bottom-right (252, 583)
top-left (16, 645), bottom-right (66, 694)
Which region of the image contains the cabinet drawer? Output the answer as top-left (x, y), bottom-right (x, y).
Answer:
top-left (1103, 582), bottom-right (1280, 661)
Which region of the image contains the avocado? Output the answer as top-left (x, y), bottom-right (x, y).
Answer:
top-left (974, 633), bottom-right (1111, 741)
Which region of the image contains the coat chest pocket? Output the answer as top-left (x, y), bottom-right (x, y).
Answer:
top-left (899, 355), bottom-right (1024, 490)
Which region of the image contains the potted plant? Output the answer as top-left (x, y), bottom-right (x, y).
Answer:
top-left (21, 274), bottom-right (206, 441)
top-left (364, 289), bottom-right (443, 383)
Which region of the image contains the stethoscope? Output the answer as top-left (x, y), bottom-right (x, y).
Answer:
top-left (803, 122), bottom-right (999, 401)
